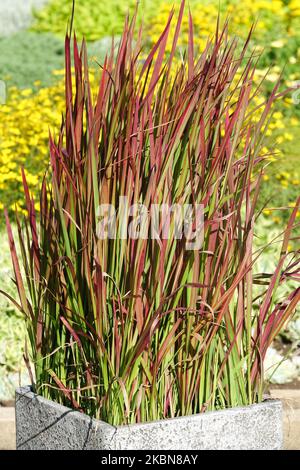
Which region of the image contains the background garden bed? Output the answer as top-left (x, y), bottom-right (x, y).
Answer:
top-left (0, 0), bottom-right (299, 402)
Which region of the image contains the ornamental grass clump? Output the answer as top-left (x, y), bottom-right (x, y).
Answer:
top-left (3, 2), bottom-right (300, 425)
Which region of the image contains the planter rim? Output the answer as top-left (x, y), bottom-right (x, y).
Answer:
top-left (16, 385), bottom-right (281, 429)
top-left (16, 386), bottom-right (283, 449)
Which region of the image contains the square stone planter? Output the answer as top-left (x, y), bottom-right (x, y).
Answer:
top-left (15, 386), bottom-right (283, 450)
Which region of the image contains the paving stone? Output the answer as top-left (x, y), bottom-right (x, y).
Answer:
top-left (0, 407), bottom-right (15, 450)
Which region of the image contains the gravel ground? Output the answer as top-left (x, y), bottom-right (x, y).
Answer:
top-left (0, 0), bottom-right (49, 37)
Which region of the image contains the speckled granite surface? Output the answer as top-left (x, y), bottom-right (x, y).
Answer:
top-left (15, 386), bottom-right (283, 450)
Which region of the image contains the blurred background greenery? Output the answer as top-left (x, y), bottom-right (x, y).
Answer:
top-left (0, 0), bottom-right (299, 399)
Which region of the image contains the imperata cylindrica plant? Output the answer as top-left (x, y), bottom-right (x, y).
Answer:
top-left (3, 1), bottom-right (300, 425)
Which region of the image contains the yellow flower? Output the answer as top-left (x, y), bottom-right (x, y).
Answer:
top-left (270, 40), bottom-right (286, 48)
top-left (0, 76), bottom-right (65, 209)
top-left (284, 133), bottom-right (293, 141)
top-left (21, 89), bottom-right (33, 97)
top-left (273, 111), bottom-right (283, 120)
top-left (266, 73), bottom-right (280, 83)
top-left (290, 117), bottom-right (299, 126)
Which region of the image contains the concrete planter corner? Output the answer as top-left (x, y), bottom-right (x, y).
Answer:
top-left (15, 386), bottom-right (283, 450)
